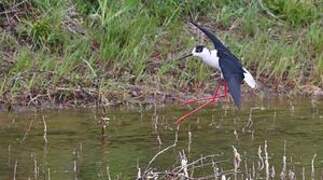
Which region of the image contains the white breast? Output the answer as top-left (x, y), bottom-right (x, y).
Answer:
top-left (200, 49), bottom-right (221, 71)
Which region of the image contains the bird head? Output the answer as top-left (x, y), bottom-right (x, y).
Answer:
top-left (192, 45), bottom-right (210, 59)
top-left (176, 45), bottom-right (210, 61)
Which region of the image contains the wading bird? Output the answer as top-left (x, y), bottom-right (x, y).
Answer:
top-left (176, 22), bottom-right (256, 124)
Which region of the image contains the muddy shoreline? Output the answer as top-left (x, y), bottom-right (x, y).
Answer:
top-left (1, 85), bottom-right (322, 113)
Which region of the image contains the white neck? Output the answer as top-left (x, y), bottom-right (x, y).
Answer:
top-left (200, 49), bottom-right (220, 71)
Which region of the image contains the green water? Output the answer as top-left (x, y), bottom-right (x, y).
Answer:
top-left (0, 98), bottom-right (322, 179)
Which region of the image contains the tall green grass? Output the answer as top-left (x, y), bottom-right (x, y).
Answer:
top-left (0, 0), bottom-right (322, 104)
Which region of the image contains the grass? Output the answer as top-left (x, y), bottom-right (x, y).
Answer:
top-left (0, 0), bottom-right (322, 107)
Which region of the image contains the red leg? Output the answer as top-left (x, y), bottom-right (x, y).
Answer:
top-left (176, 83), bottom-right (223, 125)
top-left (176, 99), bottom-right (213, 125)
top-left (184, 95), bottom-right (223, 105)
top-left (212, 82), bottom-right (222, 100)
top-left (184, 83), bottom-right (223, 105)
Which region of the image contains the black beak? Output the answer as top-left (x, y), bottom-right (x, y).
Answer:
top-left (176, 53), bottom-right (192, 61)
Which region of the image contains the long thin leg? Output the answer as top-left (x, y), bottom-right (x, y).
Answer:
top-left (176, 83), bottom-right (223, 124)
top-left (176, 99), bottom-right (213, 125)
top-left (184, 95), bottom-right (223, 105)
top-left (212, 82), bottom-right (222, 100)
top-left (184, 83), bottom-right (223, 105)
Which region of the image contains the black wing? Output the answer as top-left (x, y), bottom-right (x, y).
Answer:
top-left (191, 22), bottom-right (227, 51)
top-left (219, 53), bottom-right (244, 108)
top-left (226, 75), bottom-right (243, 108)
top-left (219, 52), bottom-right (244, 79)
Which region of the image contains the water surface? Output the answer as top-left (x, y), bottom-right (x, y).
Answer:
top-left (0, 98), bottom-right (322, 179)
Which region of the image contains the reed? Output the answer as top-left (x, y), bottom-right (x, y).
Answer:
top-left (139, 140), bottom-right (321, 179)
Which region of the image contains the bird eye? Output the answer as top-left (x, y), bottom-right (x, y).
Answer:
top-left (195, 45), bottom-right (204, 53)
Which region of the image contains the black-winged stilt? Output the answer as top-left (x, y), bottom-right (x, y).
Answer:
top-left (176, 22), bottom-right (256, 124)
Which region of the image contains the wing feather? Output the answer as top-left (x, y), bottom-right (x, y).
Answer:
top-left (227, 76), bottom-right (242, 108)
top-left (191, 22), bottom-right (227, 51)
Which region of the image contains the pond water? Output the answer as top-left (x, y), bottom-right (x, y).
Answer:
top-left (0, 98), bottom-right (322, 179)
